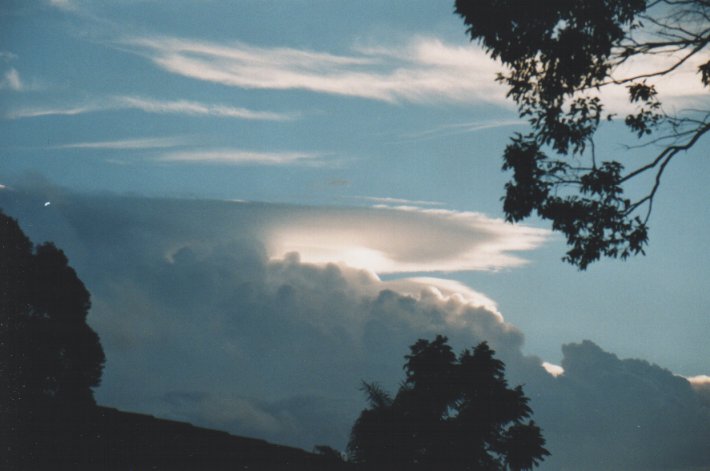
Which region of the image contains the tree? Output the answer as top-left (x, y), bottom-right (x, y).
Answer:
top-left (454, 0), bottom-right (710, 269)
top-left (1, 210), bottom-right (106, 465)
top-left (347, 336), bottom-right (549, 470)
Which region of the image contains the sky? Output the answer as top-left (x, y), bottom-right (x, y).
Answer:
top-left (2, 1), bottom-right (710, 469)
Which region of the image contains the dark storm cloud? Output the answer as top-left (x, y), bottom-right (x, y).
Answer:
top-left (523, 340), bottom-right (710, 470)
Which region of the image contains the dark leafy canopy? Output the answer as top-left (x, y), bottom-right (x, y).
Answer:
top-left (455, 0), bottom-right (710, 269)
top-left (347, 336), bottom-right (548, 471)
top-left (0, 210), bottom-right (105, 414)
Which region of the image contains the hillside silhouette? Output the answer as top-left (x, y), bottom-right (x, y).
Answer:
top-left (14, 405), bottom-right (352, 470)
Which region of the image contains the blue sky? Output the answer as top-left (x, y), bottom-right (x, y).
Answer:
top-left (2, 1), bottom-right (710, 468)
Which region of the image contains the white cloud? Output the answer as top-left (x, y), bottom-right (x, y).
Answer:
top-left (48, 0), bottom-right (75, 10)
top-left (542, 361), bottom-right (564, 377)
top-left (6, 96), bottom-right (293, 121)
top-left (268, 205), bottom-right (549, 274)
top-left (384, 276), bottom-right (500, 316)
top-left (1, 68), bottom-right (23, 91)
top-left (56, 136), bottom-right (187, 150)
top-left (115, 96), bottom-right (295, 121)
top-left (124, 35), bottom-right (508, 105)
top-left (7, 104), bottom-right (98, 118)
top-left (611, 51), bottom-right (710, 106)
top-left (352, 196), bottom-right (443, 206)
top-left (687, 374), bottom-right (710, 385)
top-left (158, 149), bottom-right (326, 166)
top-left (125, 34), bottom-right (709, 111)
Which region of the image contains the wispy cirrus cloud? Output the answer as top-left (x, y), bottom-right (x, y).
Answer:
top-left (6, 95), bottom-right (294, 121)
top-left (9, 104), bottom-right (97, 118)
top-left (55, 136), bottom-right (187, 150)
top-left (399, 118), bottom-right (526, 142)
top-left (48, 0), bottom-right (74, 10)
top-left (158, 149), bottom-right (327, 166)
top-left (124, 35), bottom-right (508, 105)
top-left (124, 34), bottom-right (709, 111)
top-left (352, 195), bottom-right (443, 207)
top-left (116, 96), bottom-right (296, 121)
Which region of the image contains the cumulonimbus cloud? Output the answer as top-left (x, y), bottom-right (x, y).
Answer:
top-left (1, 184), bottom-right (709, 469)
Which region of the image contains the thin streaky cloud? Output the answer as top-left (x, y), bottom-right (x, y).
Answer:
top-left (124, 35), bottom-right (508, 105)
top-left (48, 0), bottom-right (77, 11)
top-left (55, 136), bottom-right (188, 150)
top-left (6, 96), bottom-right (294, 121)
top-left (116, 96), bottom-right (296, 121)
top-left (6, 105), bottom-right (100, 119)
top-left (126, 34), bottom-right (710, 109)
top-left (352, 196), bottom-right (443, 207)
top-left (399, 119), bottom-right (526, 142)
top-left (158, 149), bottom-right (326, 166)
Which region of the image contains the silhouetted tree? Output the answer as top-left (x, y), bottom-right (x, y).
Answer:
top-left (0, 210), bottom-right (105, 467)
top-left (347, 336), bottom-right (548, 470)
top-left (455, 0), bottom-right (710, 269)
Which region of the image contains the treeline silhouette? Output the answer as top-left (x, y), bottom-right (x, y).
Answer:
top-left (348, 336), bottom-right (548, 470)
top-left (1, 209), bottom-right (547, 470)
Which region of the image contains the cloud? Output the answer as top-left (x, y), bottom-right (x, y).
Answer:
top-left (55, 136), bottom-right (187, 150)
top-left (541, 361), bottom-right (564, 377)
top-left (1, 184), bottom-right (708, 470)
top-left (157, 149), bottom-right (327, 166)
top-left (351, 196), bottom-right (443, 207)
top-left (6, 96), bottom-right (294, 121)
top-left (267, 205), bottom-right (549, 273)
top-left (7, 105), bottom-right (97, 118)
top-left (124, 34), bottom-right (709, 111)
top-left (609, 50), bottom-right (710, 111)
top-left (1, 68), bottom-right (23, 91)
top-left (398, 119), bottom-right (526, 142)
top-left (687, 374), bottom-right (710, 385)
top-left (124, 36), bottom-right (509, 105)
top-left (382, 276), bottom-right (501, 316)
top-left (115, 96), bottom-right (295, 121)
top-left (48, 0), bottom-right (73, 9)
top-left (529, 341), bottom-right (710, 470)
top-left (0, 186), bottom-right (529, 446)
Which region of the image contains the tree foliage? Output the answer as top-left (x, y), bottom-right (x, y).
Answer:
top-left (347, 336), bottom-right (548, 470)
top-left (0, 209), bottom-right (105, 414)
top-left (455, 0), bottom-right (710, 268)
